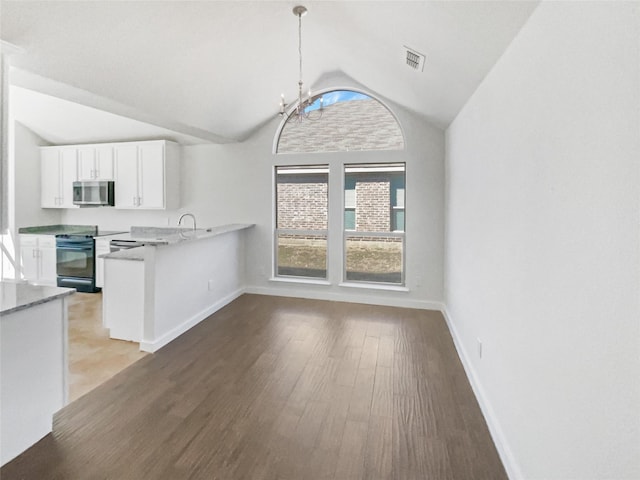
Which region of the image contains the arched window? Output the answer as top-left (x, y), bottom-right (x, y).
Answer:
top-left (276, 90), bottom-right (404, 154)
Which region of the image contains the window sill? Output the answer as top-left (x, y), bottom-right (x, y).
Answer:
top-left (339, 282), bottom-right (409, 292)
top-left (269, 277), bottom-right (331, 286)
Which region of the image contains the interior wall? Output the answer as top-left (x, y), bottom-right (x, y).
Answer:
top-left (445, 2), bottom-right (640, 479)
top-left (242, 95), bottom-right (444, 308)
top-left (63, 90), bottom-right (445, 307)
top-left (13, 121), bottom-right (58, 230)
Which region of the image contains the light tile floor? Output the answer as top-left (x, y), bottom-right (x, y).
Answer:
top-left (67, 292), bottom-right (147, 402)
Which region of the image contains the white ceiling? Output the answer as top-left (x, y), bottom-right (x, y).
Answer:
top-left (10, 85), bottom-right (211, 145)
top-left (1, 1), bottom-right (539, 144)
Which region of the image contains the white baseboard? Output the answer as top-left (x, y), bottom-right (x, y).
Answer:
top-left (245, 285), bottom-right (444, 311)
top-left (140, 287), bottom-right (245, 353)
top-left (440, 306), bottom-right (522, 480)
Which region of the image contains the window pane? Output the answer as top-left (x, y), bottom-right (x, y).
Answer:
top-left (392, 209), bottom-right (405, 232)
top-left (344, 164), bottom-right (405, 233)
top-left (277, 233), bottom-right (327, 278)
top-left (345, 236), bottom-right (403, 284)
top-left (277, 90), bottom-right (404, 153)
top-left (276, 166), bottom-right (328, 230)
top-left (344, 209), bottom-right (356, 230)
top-left (275, 165), bottom-right (328, 280)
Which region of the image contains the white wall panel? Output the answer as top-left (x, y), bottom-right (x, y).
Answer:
top-left (445, 2), bottom-right (640, 478)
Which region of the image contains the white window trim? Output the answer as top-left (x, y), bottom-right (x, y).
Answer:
top-left (339, 282), bottom-right (409, 292)
top-left (270, 276), bottom-right (331, 286)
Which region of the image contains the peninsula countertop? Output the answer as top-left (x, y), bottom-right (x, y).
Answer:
top-left (0, 282), bottom-right (75, 315)
top-left (101, 223), bottom-right (254, 261)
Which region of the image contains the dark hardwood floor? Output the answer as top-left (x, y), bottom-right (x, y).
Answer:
top-left (1, 294), bottom-right (506, 479)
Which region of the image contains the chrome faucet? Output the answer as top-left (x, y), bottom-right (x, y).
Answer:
top-left (178, 213), bottom-right (197, 231)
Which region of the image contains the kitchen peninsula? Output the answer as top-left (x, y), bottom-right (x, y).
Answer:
top-left (0, 282), bottom-right (74, 466)
top-left (102, 224), bottom-right (253, 352)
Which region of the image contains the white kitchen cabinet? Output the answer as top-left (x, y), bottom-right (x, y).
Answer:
top-left (40, 148), bottom-right (78, 208)
top-left (94, 237), bottom-right (112, 288)
top-left (77, 146), bottom-right (114, 181)
top-left (103, 257), bottom-right (144, 340)
top-left (114, 140), bottom-right (179, 210)
top-left (19, 235), bottom-right (57, 286)
top-left (41, 140), bottom-right (178, 210)
top-left (113, 145), bottom-right (138, 209)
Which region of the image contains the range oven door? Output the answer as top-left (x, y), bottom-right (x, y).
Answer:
top-left (56, 236), bottom-right (98, 292)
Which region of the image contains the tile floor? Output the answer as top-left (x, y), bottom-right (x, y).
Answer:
top-left (67, 292), bottom-right (147, 402)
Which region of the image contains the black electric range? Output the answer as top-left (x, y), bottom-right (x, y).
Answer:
top-left (55, 228), bottom-right (127, 293)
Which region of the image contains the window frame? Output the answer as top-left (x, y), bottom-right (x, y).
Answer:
top-left (273, 164), bottom-right (329, 281)
top-left (273, 88), bottom-right (406, 155)
top-left (342, 162), bottom-right (406, 286)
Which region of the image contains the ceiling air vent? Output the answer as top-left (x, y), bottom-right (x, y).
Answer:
top-left (404, 46), bottom-right (425, 72)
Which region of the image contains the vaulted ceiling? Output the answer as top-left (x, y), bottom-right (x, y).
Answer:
top-left (1, 1), bottom-right (539, 144)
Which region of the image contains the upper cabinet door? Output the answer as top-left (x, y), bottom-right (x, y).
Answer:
top-left (138, 143), bottom-right (165, 209)
top-left (95, 146), bottom-right (114, 180)
top-left (114, 145), bottom-right (139, 209)
top-left (59, 149), bottom-right (78, 208)
top-left (41, 149), bottom-right (60, 208)
top-left (78, 146), bottom-right (114, 180)
top-left (77, 147), bottom-right (95, 180)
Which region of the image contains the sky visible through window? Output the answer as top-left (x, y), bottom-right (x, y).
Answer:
top-left (305, 90), bottom-right (369, 112)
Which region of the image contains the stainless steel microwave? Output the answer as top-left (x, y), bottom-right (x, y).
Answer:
top-left (72, 181), bottom-right (115, 207)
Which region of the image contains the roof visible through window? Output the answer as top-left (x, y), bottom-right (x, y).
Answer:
top-left (277, 90), bottom-right (404, 154)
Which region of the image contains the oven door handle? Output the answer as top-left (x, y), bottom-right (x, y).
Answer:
top-left (57, 245), bottom-right (93, 251)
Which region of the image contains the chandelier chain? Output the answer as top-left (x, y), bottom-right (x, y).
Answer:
top-left (298, 10), bottom-right (303, 88)
top-left (279, 5), bottom-right (323, 122)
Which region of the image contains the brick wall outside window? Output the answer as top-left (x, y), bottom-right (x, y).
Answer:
top-left (277, 174), bottom-right (401, 239)
top-left (354, 174), bottom-right (391, 232)
top-left (276, 174), bottom-right (327, 230)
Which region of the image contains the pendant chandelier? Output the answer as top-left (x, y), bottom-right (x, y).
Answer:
top-left (279, 5), bottom-right (323, 122)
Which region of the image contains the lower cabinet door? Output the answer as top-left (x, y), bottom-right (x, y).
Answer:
top-left (39, 246), bottom-right (58, 286)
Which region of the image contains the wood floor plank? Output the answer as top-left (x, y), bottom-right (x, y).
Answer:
top-left (1, 294), bottom-right (507, 480)
top-left (364, 414), bottom-right (393, 479)
top-left (334, 419), bottom-right (369, 479)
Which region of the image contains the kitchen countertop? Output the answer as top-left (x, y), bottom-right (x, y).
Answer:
top-left (102, 223), bottom-right (254, 261)
top-left (0, 282), bottom-right (75, 315)
top-left (18, 225), bottom-right (127, 237)
top-left (18, 224), bottom-right (97, 235)
top-left (128, 223), bottom-right (254, 244)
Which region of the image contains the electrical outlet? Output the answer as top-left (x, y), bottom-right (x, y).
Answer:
top-left (416, 275), bottom-right (423, 287)
top-left (208, 279), bottom-right (214, 291)
top-left (477, 338), bottom-right (483, 359)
